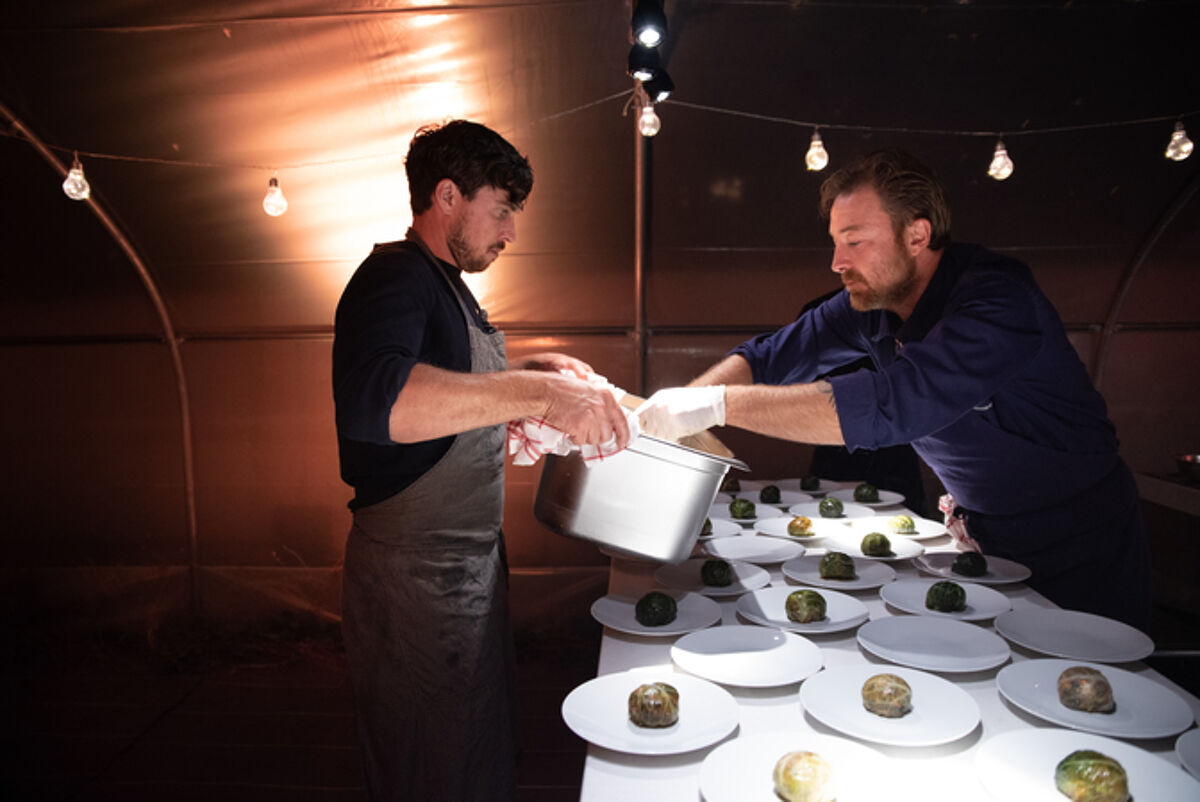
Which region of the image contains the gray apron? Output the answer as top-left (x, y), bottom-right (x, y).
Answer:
top-left (342, 231), bottom-right (517, 801)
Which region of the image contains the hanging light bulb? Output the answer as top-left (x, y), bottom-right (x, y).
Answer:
top-left (987, 138), bottom-right (1014, 181)
top-left (263, 174), bottom-right (288, 216)
top-left (638, 102), bottom-right (661, 138)
top-left (61, 152), bottom-right (91, 200)
top-left (805, 129), bottom-right (829, 171)
top-left (1165, 121), bottom-right (1194, 161)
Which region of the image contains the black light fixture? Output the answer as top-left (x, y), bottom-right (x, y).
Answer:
top-left (632, 0), bottom-right (667, 48)
top-left (644, 69), bottom-right (674, 103)
top-left (627, 44), bottom-right (661, 82)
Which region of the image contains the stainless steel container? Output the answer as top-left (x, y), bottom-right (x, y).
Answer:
top-left (534, 434), bottom-right (748, 564)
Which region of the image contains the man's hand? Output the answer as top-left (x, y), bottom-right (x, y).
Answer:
top-left (541, 373), bottom-right (631, 449)
top-left (635, 385), bottom-right (726, 441)
top-left (511, 352), bottom-right (593, 379)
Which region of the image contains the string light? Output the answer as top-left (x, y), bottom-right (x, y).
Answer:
top-left (638, 101), bottom-right (661, 138)
top-left (262, 173), bottom-right (288, 216)
top-left (1165, 121), bottom-right (1194, 161)
top-left (805, 129), bottom-right (829, 171)
top-left (987, 138), bottom-right (1014, 181)
top-left (61, 152), bottom-right (90, 200)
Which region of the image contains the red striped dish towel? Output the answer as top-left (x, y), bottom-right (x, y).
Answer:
top-left (506, 373), bottom-right (638, 467)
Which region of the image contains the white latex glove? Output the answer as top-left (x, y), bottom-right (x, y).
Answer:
top-left (635, 385), bottom-right (726, 441)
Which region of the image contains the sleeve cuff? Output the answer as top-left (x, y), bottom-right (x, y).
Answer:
top-left (828, 370), bottom-right (878, 451)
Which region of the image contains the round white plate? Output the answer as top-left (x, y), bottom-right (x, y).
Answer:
top-left (561, 669), bottom-right (739, 755)
top-left (704, 534), bottom-right (805, 565)
top-left (781, 554), bottom-right (897, 591)
top-left (654, 557), bottom-right (770, 597)
top-left (799, 664), bottom-right (981, 747)
top-left (754, 514), bottom-right (847, 541)
top-left (856, 616), bottom-right (1011, 672)
top-left (699, 731), bottom-right (891, 802)
top-left (590, 592), bottom-right (722, 637)
top-left (880, 578), bottom-right (1011, 621)
top-left (993, 608), bottom-right (1154, 662)
top-left (1178, 728), bottom-right (1200, 780)
top-left (709, 501), bottom-right (760, 524)
top-left (670, 625), bottom-right (823, 688)
top-left (697, 516), bottom-right (744, 540)
top-left (736, 585), bottom-right (869, 635)
top-left (845, 515), bottom-right (948, 542)
top-left (975, 728), bottom-right (1200, 801)
top-left (823, 529), bottom-right (926, 561)
top-left (914, 551), bottom-right (1032, 584)
top-left (996, 658), bottom-right (1194, 739)
top-left (829, 487), bottom-right (906, 507)
top-left (788, 500), bottom-right (876, 520)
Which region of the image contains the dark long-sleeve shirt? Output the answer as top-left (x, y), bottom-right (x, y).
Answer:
top-left (730, 243), bottom-right (1119, 515)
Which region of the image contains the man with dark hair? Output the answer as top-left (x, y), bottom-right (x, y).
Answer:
top-left (638, 148), bottom-right (1151, 632)
top-left (333, 119), bottom-right (630, 801)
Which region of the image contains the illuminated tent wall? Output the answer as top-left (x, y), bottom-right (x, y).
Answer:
top-left (1, 2), bottom-right (1197, 637)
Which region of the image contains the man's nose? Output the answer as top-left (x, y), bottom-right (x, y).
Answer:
top-left (830, 247), bottom-right (849, 273)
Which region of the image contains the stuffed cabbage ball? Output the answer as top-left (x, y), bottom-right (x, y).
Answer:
top-left (628, 682), bottom-right (679, 728)
top-left (925, 580), bottom-right (967, 612)
top-left (634, 591), bottom-right (678, 627)
top-left (700, 517), bottom-right (713, 537)
top-left (819, 551), bottom-right (856, 580)
top-left (817, 497), bottom-right (844, 518)
top-left (759, 485), bottom-right (782, 504)
top-left (720, 474), bottom-right (740, 493)
top-left (860, 532), bottom-right (892, 557)
top-left (785, 589), bottom-right (827, 623)
top-left (1057, 666), bottom-right (1116, 714)
top-left (787, 515), bottom-right (814, 538)
top-left (700, 558), bottom-right (734, 587)
top-left (861, 673), bottom-right (913, 718)
top-left (800, 475), bottom-right (821, 492)
top-left (853, 482), bottom-right (879, 503)
top-left (772, 750), bottom-right (835, 802)
top-left (951, 551), bottom-right (988, 577)
top-left (1054, 750), bottom-right (1128, 802)
top-left (888, 514), bottom-right (917, 534)
top-left (729, 498), bottom-right (756, 520)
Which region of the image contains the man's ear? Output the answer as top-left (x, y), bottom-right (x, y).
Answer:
top-left (906, 218), bottom-right (932, 255)
top-left (433, 178), bottom-right (460, 214)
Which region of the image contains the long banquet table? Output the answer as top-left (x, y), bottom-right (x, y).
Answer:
top-left (575, 513), bottom-right (1200, 802)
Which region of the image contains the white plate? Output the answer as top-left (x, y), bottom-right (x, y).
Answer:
top-left (699, 731), bottom-right (891, 802)
top-left (993, 608), bottom-right (1155, 662)
top-left (590, 592), bottom-right (722, 637)
top-left (709, 501), bottom-right (760, 524)
top-left (844, 515), bottom-right (948, 542)
top-left (856, 616), bottom-right (1011, 672)
top-left (880, 578), bottom-right (1011, 621)
top-left (697, 517), bottom-right (742, 540)
top-left (781, 554), bottom-right (897, 591)
top-left (788, 500), bottom-right (876, 520)
top-left (1178, 728), bottom-right (1200, 779)
top-left (823, 529), bottom-right (926, 561)
top-left (748, 488), bottom-right (815, 509)
top-left (654, 557), bottom-right (770, 597)
top-left (670, 625), bottom-right (823, 688)
top-left (914, 551), bottom-right (1032, 583)
top-left (736, 585), bottom-right (869, 635)
top-left (799, 664), bottom-right (981, 746)
top-left (561, 668), bottom-right (739, 755)
top-left (828, 487), bottom-right (906, 507)
top-left (704, 534), bottom-right (805, 565)
top-left (975, 728), bottom-right (1200, 801)
top-left (995, 658), bottom-right (1194, 739)
top-left (753, 514), bottom-right (848, 541)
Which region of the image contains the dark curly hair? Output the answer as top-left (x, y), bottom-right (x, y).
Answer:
top-left (819, 149), bottom-right (952, 250)
top-left (405, 120), bottom-right (533, 215)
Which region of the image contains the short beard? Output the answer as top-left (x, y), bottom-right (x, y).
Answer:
top-left (845, 240), bottom-right (919, 311)
top-left (447, 218), bottom-right (500, 273)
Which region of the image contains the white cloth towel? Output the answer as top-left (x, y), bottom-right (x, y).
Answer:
top-left (506, 372), bottom-right (638, 467)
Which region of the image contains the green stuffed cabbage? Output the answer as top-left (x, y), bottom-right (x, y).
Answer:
top-left (634, 591), bottom-right (678, 627)
top-left (951, 551), bottom-right (988, 577)
top-left (860, 532), bottom-right (892, 557)
top-left (785, 589), bottom-right (827, 623)
top-left (817, 497), bottom-right (844, 518)
top-left (1054, 750), bottom-right (1128, 802)
top-left (773, 750), bottom-right (835, 802)
top-left (728, 498), bottom-right (756, 519)
top-left (700, 558), bottom-right (734, 587)
top-left (925, 580), bottom-right (967, 612)
top-left (759, 485), bottom-right (782, 504)
top-left (819, 551), bottom-right (856, 580)
top-left (853, 482), bottom-right (879, 503)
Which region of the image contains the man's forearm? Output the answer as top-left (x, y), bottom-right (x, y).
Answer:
top-left (724, 381), bottom-right (845, 445)
top-left (388, 364), bottom-right (543, 443)
top-left (688, 354), bottom-right (753, 387)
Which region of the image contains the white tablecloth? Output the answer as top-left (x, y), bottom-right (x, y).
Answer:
top-left (578, 526), bottom-right (1200, 802)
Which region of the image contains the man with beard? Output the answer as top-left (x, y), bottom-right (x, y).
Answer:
top-left (637, 149), bottom-right (1151, 632)
top-left (333, 120), bottom-right (629, 802)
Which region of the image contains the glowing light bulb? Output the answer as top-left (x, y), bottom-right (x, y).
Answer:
top-left (263, 175), bottom-right (288, 216)
top-left (1165, 121), bottom-right (1193, 161)
top-left (987, 139), bottom-right (1014, 181)
top-left (805, 130), bottom-right (829, 171)
top-left (62, 154), bottom-right (90, 200)
top-left (638, 103), bottom-right (661, 137)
